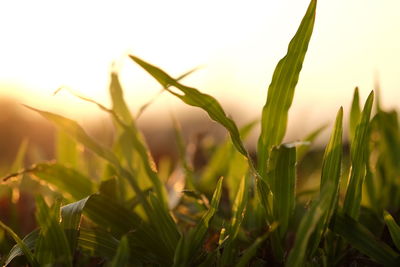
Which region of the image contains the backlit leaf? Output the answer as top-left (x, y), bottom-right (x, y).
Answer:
top-left (257, 0), bottom-right (317, 178)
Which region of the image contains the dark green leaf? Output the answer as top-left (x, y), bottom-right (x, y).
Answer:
top-left (235, 223), bottom-right (278, 267)
top-left (78, 227), bottom-right (119, 259)
top-left (286, 183), bottom-right (333, 267)
top-left (330, 212), bottom-right (399, 266)
top-left (384, 211), bottom-right (400, 251)
top-left (34, 197), bottom-right (72, 266)
top-left (110, 235), bottom-right (130, 267)
top-left (173, 178), bottom-right (223, 267)
top-left (0, 221), bottom-right (38, 267)
top-left (61, 197), bottom-right (90, 254)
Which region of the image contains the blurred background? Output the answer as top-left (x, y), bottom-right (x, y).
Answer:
top-left (1, 0), bottom-right (400, 165)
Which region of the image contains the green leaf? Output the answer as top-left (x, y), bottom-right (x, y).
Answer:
top-left (148, 194), bottom-right (180, 258)
top-left (173, 178), bottom-right (223, 267)
top-left (129, 55), bottom-right (248, 157)
top-left (220, 175), bottom-right (249, 266)
top-left (29, 162), bottom-right (95, 201)
top-left (0, 221), bottom-right (38, 267)
top-left (34, 196), bottom-right (72, 267)
top-left (200, 120), bottom-right (257, 193)
top-left (286, 183), bottom-right (333, 267)
top-left (350, 87), bottom-right (361, 144)
top-left (62, 89), bottom-right (169, 209)
top-left (25, 105), bottom-right (153, 215)
top-left (109, 71), bottom-right (134, 125)
top-left (330, 212), bottom-right (400, 266)
top-left (308, 107), bottom-right (343, 255)
top-left (25, 105), bottom-right (120, 167)
top-left (61, 197), bottom-right (90, 254)
top-left (257, 0), bottom-right (317, 178)
top-left (343, 91), bottom-right (374, 219)
top-left (234, 223), bottom-right (278, 267)
top-left (56, 130), bottom-right (79, 169)
top-left (110, 235), bottom-right (131, 267)
top-left (230, 174), bottom-right (248, 240)
top-left (136, 67), bottom-right (199, 118)
top-left (78, 227), bottom-right (119, 259)
top-left (384, 211), bottom-right (400, 251)
top-left (268, 144), bottom-right (296, 238)
top-left (83, 194), bottom-right (141, 237)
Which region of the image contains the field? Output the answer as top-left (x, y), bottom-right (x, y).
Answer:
top-left (2, 0), bottom-right (400, 266)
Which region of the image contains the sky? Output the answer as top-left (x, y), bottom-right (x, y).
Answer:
top-left (1, 0), bottom-right (400, 138)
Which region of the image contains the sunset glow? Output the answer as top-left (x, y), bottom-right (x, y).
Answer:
top-left (1, 0), bottom-right (400, 132)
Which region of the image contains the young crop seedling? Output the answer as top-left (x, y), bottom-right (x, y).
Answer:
top-left (2, 0), bottom-right (400, 266)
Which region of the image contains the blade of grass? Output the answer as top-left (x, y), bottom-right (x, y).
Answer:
top-left (137, 67), bottom-right (199, 118)
top-left (57, 89), bottom-right (169, 208)
top-left (83, 194), bottom-right (141, 237)
top-left (200, 120), bottom-right (257, 193)
top-left (24, 105), bottom-right (153, 215)
top-left (343, 91), bottom-right (374, 219)
top-left (148, 193), bottom-right (181, 258)
top-left (129, 55), bottom-right (248, 157)
top-left (383, 211), bottom-right (400, 251)
top-left (0, 221), bottom-right (38, 267)
top-left (350, 87), bottom-right (361, 144)
top-left (286, 182), bottom-right (333, 267)
top-left (78, 227), bottom-right (119, 260)
top-left (330, 212), bottom-right (399, 266)
top-left (56, 130), bottom-right (79, 169)
top-left (34, 197), bottom-right (72, 267)
top-left (110, 235), bottom-right (130, 267)
top-left (173, 178), bottom-right (223, 267)
top-left (234, 222), bottom-right (278, 267)
top-left (61, 197), bottom-right (90, 254)
top-left (308, 107), bottom-right (343, 255)
top-left (268, 144), bottom-right (296, 239)
top-left (220, 175), bottom-right (249, 266)
top-left (257, 0), bottom-right (317, 178)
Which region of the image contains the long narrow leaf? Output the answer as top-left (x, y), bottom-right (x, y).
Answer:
top-left (173, 178), bottom-right (223, 267)
top-left (61, 197), bottom-right (90, 254)
top-left (286, 183), bottom-right (333, 267)
top-left (110, 235), bottom-right (130, 267)
top-left (234, 223), bottom-right (278, 267)
top-left (0, 221), bottom-right (38, 267)
top-left (350, 87), bottom-right (361, 144)
top-left (129, 55), bottom-right (248, 157)
top-left (330, 212), bottom-right (399, 266)
top-left (308, 107), bottom-right (343, 255)
top-left (268, 144), bottom-right (296, 238)
top-left (384, 211), bottom-right (400, 251)
top-left (34, 197), bottom-right (72, 267)
top-left (343, 91), bottom-right (374, 219)
top-left (257, 0), bottom-right (317, 178)
top-left (78, 228), bottom-right (119, 260)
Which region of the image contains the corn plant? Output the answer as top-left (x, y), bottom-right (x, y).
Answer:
top-left (2, 0), bottom-right (400, 266)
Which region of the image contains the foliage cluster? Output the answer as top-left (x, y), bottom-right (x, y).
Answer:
top-left (2, 0), bottom-right (400, 266)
